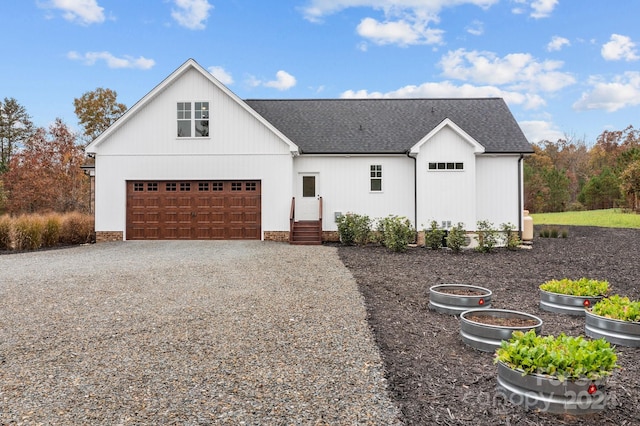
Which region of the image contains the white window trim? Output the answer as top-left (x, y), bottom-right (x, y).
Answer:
top-left (370, 164), bottom-right (383, 192)
top-left (427, 162), bottom-right (464, 171)
top-left (177, 100), bottom-right (210, 139)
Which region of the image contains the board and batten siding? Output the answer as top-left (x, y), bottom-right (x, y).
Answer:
top-left (92, 67), bottom-right (295, 239)
top-left (475, 155), bottom-right (523, 229)
top-left (293, 155), bottom-right (415, 232)
top-left (414, 125), bottom-right (478, 230)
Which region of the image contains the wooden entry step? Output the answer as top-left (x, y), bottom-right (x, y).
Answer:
top-left (290, 220), bottom-right (322, 245)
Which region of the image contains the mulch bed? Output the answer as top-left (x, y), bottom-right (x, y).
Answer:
top-left (338, 226), bottom-right (640, 426)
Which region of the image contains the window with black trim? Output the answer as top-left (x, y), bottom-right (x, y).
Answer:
top-left (370, 165), bottom-right (382, 191)
top-left (177, 101), bottom-right (209, 137)
top-left (428, 162), bottom-right (464, 171)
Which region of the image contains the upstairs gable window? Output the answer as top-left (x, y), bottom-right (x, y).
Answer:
top-left (177, 101), bottom-right (209, 137)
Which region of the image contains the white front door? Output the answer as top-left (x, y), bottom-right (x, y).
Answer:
top-left (297, 173), bottom-right (319, 220)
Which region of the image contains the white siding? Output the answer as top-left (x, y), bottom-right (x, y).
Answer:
top-left (476, 155), bottom-right (522, 228)
top-left (93, 67), bottom-right (294, 238)
top-left (415, 126), bottom-right (477, 230)
top-left (293, 155), bottom-right (416, 231)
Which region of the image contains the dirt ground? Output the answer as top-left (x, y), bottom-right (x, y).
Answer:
top-left (338, 226), bottom-right (640, 426)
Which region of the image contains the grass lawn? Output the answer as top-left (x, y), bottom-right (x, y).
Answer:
top-left (531, 208), bottom-right (640, 229)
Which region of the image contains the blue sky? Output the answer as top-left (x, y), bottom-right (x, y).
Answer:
top-left (2, 1), bottom-right (640, 145)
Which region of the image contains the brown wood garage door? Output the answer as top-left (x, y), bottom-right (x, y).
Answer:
top-left (126, 180), bottom-right (261, 240)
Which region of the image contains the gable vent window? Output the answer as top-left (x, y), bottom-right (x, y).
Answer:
top-left (177, 101), bottom-right (209, 138)
top-left (370, 165), bottom-right (382, 191)
top-left (428, 162), bottom-right (464, 171)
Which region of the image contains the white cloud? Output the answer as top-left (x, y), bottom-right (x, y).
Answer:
top-left (510, 0), bottom-right (557, 18)
top-left (300, 0), bottom-right (497, 46)
top-left (356, 17), bottom-right (443, 46)
top-left (247, 71), bottom-right (297, 91)
top-left (573, 72), bottom-right (640, 112)
top-left (67, 51), bottom-right (155, 69)
top-left (340, 80), bottom-right (546, 110)
top-left (530, 0), bottom-right (558, 18)
top-left (42, 0), bottom-right (105, 25)
top-left (439, 48), bottom-right (575, 92)
top-left (601, 34), bottom-right (639, 61)
top-left (301, 0), bottom-right (498, 21)
top-left (466, 20), bottom-right (484, 36)
top-left (208, 66), bottom-right (233, 85)
top-left (171, 0), bottom-right (212, 30)
top-left (547, 36), bottom-right (570, 52)
top-left (265, 71), bottom-right (297, 90)
top-left (519, 120), bottom-right (564, 143)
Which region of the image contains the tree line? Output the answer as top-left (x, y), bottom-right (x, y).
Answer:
top-left (1, 89), bottom-right (639, 216)
top-left (525, 127), bottom-right (640, 213)
top-left (0, 89), bottom-right (126, 215)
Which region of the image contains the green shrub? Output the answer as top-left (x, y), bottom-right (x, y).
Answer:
top-left (423, 220), bottom-right (445, 249)
top-left (495, 330), bottom-right (619, 381)
top-left (377, 215), bottom-right (415, 252)
top-left (337, 213), bottom-right (372, 245)
top-left (13, 215), bottom-right (44, 250)
top-left (60, 212), bottom-right (95, 245)
top-left (500, 222), bottom-right (521, 250)
top-left (591, 295), bottom-right (640, 322)
top-left (42, 214), bottom-right (62, 248)
top-left (475, 220), bottom-right (498, 253)
top-left (0, 215), bottom-right (11, 250)
top-left (540, 277), bottom-right (609, 297)
top-left (446, 222), bottom-right (467, 253)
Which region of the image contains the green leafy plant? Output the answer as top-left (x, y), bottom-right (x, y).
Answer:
top-left (337, 213), bottom-right (371, 245)
top-left (495, 330), bottom-right (619, 381)
top-left (446, 222), bottom-right (467, 253)
top-left (377, 215), bottom-right (415, 253)
top-left (423, 220), bottom-right (445, 249)
top-left (500, 222), bottom-right (521, 250)
top-left (591, 295), bottom-right (640, 322)
top-left (540, 278), bottom-right (609, 297)
top-left (475, 220), bottom-right (498, 253)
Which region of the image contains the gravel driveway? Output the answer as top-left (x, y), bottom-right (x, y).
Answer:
top-left (0, 241), bottom-right (402, 425)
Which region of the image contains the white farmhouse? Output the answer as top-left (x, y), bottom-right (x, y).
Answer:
top-left (85, 59), bottom-right (533, 244)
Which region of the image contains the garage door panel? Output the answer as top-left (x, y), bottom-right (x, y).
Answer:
top-left (127, 181), bottom-right (261, 240)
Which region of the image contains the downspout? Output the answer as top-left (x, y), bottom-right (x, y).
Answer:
top-left (407, 150), bottom-right (417, 237)
top-left (518, 154), bottom-right (524, 238)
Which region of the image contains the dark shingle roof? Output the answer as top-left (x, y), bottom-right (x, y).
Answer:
top-left (245, 98), bottom-right (533, 154)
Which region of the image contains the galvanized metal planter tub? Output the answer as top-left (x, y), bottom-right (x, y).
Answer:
top-left (496, 361), bottom-right (608, 415)
top-left (460, 309), bottom-right (543, 352)
top-left (428, 284), bottom-right (492, 315)
top-left (585, 310), bottom-right (640, 347)
top-left (539, 289), bottom-right (603, 316)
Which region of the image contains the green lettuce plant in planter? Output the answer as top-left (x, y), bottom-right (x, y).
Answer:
top-left (495, 330), bottom-right (619, 414)
top-left (539, 278), bottom-right (609, 316)
top-left (585, 295), bottom-right (640, 347)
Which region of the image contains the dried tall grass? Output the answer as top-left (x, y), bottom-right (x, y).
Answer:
top-left (0, 212), bottom-right (94, 251)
